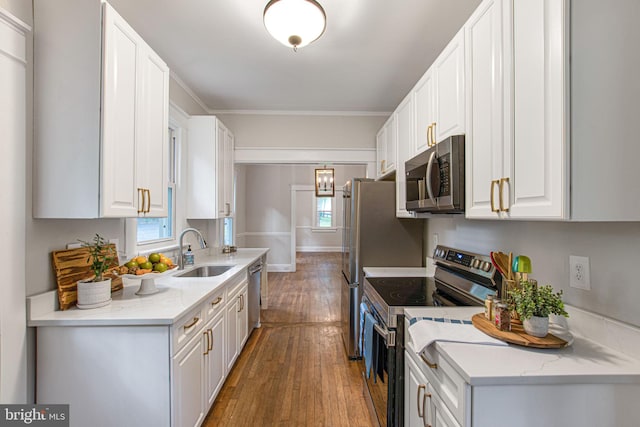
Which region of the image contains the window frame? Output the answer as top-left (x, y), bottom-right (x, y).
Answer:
top-left (125, 112), bottom-right (185, 258)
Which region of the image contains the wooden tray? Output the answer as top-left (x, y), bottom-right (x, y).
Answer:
top-left (472, 313), bottom-right (569, 349)
top-left (51, 245), bottom-right (122, 310)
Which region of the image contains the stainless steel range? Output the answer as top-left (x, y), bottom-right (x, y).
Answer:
top-left (360, 245), bottom-right (500, 427)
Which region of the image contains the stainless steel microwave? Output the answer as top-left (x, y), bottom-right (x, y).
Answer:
top-left (405, 135), bottom-right (465, 213)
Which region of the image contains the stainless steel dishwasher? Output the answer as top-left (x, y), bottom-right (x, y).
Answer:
top-left (248, 259), bottom-right (263, 329)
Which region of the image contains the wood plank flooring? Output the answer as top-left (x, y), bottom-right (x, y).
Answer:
top-left (204, 252), bottom-right (377, 426)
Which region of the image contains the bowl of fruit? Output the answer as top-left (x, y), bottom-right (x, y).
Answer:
top-left (117, 253), bottom-right (178, 295)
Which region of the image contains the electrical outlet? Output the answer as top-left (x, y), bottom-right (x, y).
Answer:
top-left (570, 255), bottom-right (591, 290)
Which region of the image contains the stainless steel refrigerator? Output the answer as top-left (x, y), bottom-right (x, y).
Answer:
top-left (341, 178), bottom-right (423, 359)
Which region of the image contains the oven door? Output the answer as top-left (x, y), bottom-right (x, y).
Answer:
top-left (360, 308), bottom-right (397, 427)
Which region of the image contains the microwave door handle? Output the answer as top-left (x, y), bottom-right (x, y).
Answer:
top-left (425, 150), bottom-right (437, 205)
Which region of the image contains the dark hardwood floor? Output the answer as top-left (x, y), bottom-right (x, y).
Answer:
top-left (204, 252), bottom-right (376, 426)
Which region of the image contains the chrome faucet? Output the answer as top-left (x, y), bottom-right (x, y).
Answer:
top-left (178, 228), bottom-right (207, 270)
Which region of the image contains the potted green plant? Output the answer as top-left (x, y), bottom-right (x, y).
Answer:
top-left (77, 234), bottom-right (116, 309)
top-left (509, 280), bottom-right (568, 337)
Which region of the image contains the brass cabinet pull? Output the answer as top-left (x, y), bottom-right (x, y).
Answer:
top-left (426, 125), bottom-right (432, 147)
top-left (211, 296), bottom-right (223, 306)
top-left (237, 295), bottom-right (242, 313)
top-left (225, 202), bottom-right (231, 216)
top-left (490, 180), bottom-right (500, 213)
top-left (240, 294), bottom-right (244, 311)
top-left (430, 122), bottom-right (436, 146)
top-left (422, 391), bottom-right (432, 427)
top-left (183, 317), bottom-right (199, 331)
top-left (417, 384), bottom-right (426, 418)
top-left (419, 352), bottom-right (438, 369)
top-left (144, 189), bottom-right (151, 213)
top-left (137, 188), bottom-right (144, 214)
top-left (208, 329), bottom-right (213, 352)
top-left (499, 177), bottom-right (510, 212)
top-left (203, 329), bottom-right (210, 355)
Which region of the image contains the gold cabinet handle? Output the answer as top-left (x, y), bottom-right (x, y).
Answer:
top-left (430, 122), bottom-right (437, 146)
top-left (499, 177), bottom-right (510, 212)
top-left (422, 391), bottom-right (432, 427)
top-left (203, 329), bottom-right (210, 355)
top-left (237, 295), bottom-right (242, 313)
top-left (183, 317), bottom-right (199, 331)
top-left (417, 384), bottom-right (426, 418)
top-left (208, 328), bottom-right (213, 352)
top-left (490, 180), bottom-right (500, 213)
top-left (241, 294), bottom-right (244, 311)
top-left (144, 189), bottom-right (151, 213)
top-left (225, 202), bottom-right (231, 216)
top-left (137, 188), bottom-right (144, 214)
top-left (211, 296), bottom-right (223, 306)
top-left (419, 352), bottom-right (438, 369)
top-left (426, 125), bottom-right (432, 147)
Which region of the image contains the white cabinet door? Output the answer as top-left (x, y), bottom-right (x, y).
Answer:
top-left (237, 286), bottom-right (249, 348)
top-left (464, 0), bottom-right (507, 219)
top-left (507, 0), bottom-right (567, 219)
top-left (405, 352), bottom-right (429, 427)
top-left (430, 383), bottom-right (461, 427)
top-left (204, 311), bottom-right (226, 407)
top-left (101, 3), bottom-right (139, 217)
top-left (413, 69), bottom-right (435, 155)
top-left (137, 45), bottom-right (169, 217)
top-left (385, 115), bottom-right (397, 174)
top-left (172, 332), bottom-right (205, 427)
top-left (376, 125), bottom-right (387, 178)
top-left (395, 93), bottom-right (415, 218)
top-left (434, 29), bottom-right (466, 142)
top-left (223, 130), bottom-right (235, 217)
top-left (187, 116), bottom-right (234, 219)
top-left (226, 295), bottom-right (239, 371)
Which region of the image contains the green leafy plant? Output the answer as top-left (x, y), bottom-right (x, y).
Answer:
top-left (79, 234), bottom-right (115, 282)
top-left (509, 280), bottom-right (568, 320)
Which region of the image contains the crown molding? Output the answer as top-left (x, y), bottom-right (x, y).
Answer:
top-left (169, 70), bottom-right (210, 113)
top-left (209, 109), bottom-right (391, 117)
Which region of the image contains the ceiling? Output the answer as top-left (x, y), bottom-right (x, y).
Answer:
top-left (108, 0), bottom-right (482, 113)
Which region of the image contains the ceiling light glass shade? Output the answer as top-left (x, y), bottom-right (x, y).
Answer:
top-left (263, 0), bottom-right (326, 50)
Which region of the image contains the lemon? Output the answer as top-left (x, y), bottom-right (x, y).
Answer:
top-left (134, 256), bottom-right (148, 265)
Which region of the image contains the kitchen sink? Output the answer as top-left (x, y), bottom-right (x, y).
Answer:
top-left (174, 265), bottom-right (235, 278)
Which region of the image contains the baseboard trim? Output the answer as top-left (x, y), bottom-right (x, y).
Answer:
top-left (267, 264), bottom-right (295, 273)
top-left (296, 246), bottom-right (342, 253)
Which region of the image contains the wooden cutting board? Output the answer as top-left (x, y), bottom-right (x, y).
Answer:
top-left (472, 313), bottom-right (568, 348)
top-left (51, 245), bottom-right (123, 310)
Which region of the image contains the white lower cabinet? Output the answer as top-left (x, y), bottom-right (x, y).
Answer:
top-left (172, 331), bottom-right (206, 427)
top-left (405, 352), bottom-right (461, 427)
top-left (204, 310), bottom-right (226, 407)
top-left (226, 279), bottom-right (249, 370)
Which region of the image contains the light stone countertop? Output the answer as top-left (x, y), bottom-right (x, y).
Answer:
top-left (27, 248), bottom-right (268, 327)
top-left (405, 306), bottom-right (640, 386)
top-left (363, 257), bottom-right (436, 278)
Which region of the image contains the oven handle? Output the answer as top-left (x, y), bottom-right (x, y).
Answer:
top-left (374, 322), bottom-right (396, 348)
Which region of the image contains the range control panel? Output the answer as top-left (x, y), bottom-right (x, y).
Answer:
top-left (433, 245), bottom-right (497, 279)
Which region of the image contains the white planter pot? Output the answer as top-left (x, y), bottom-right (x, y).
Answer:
top-left (77, 278), bottom-right (112, 309)
top-left (523, 315), bottom-right (549, 337)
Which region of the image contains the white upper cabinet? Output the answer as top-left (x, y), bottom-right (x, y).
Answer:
top-left (187, 116), bottom-right (235, 219)
top-left (464, 0), bottom-right (507, 219)
top-left (466, 0), bottom-right (568, 220)
top-left (33, 0), bottom-right (169, 218)
top-left (413, 68), bottom-right (435, 155)
top-left (395, 93), bottom-right (416, 218)
top-left (375, 115), bottom-right (397, 179)
top-left (433, 29), bottom-right (466, 143)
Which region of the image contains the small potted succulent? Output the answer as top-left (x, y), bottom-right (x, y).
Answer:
top-left (509, 280), bottom-right (568, 337)
top-left (77, 234), bottom-right (116, 309)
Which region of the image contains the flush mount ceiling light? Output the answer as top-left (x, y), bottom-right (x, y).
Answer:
top-left (263, 0), bottom-right (326, 51)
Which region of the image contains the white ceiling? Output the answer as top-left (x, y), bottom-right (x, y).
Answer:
top-left (108, 0), bottom-right (482, 113)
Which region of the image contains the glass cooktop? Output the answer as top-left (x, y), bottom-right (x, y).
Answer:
top-left (365, 277), bottom-right (438, 307)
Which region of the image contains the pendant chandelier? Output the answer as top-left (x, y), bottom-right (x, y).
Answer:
top-left (263, 0), bottom-right (326, 51)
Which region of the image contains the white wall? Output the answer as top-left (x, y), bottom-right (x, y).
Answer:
top-left (237, 164), bottom-right (366, 270)
top-left (426, 217), bottom-right (640, 328)
top-left (217, 113), bottom-right (385, 149)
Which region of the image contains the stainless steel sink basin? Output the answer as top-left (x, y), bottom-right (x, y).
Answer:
top-left (174, 265), bottom-right (234, 278)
